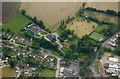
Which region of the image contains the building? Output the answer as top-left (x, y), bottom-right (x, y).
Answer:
top-left (28, 26), bottom-right (43, 35)
top-left (44, 34), bottom-right (56, 42)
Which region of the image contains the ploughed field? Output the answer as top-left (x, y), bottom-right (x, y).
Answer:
top-left (20, 2), bottom-right (82, 31)
top-left (2, 2), bottom-right (18, 24)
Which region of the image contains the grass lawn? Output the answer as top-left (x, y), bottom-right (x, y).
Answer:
top-left (41, 69), bottom-right (56, 77)
top-left (3, 13), bottom-right (31, 33)
top-left (95, 24), bottom-right (109, 33)
top-left (94, 61), bottom-right (100, 74)
top-left (90, 32), bottom-right (105, 41)
top-left (51, 51), bottom-right (62, 57)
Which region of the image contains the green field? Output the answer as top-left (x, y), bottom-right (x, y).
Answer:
top-left (95, 25), bottom-right (109, 33)
top-left (90, 32), bottom-right (105, 41)
top-left (41, 69), bottom-right (56, 77)
top-left (94, 61), bottom-right (100, 74)
top-left (52, 51), bottom-right (62, 57)
top-left (3, 13), bottom-right (31, 33)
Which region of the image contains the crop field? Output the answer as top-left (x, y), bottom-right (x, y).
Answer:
top-left (41, 69), bottom-right (56, 77)
top-left (83, 11), bottom-right (118, 24)
top-left (20, 2), bottom-right (82, 31)
top-left (3, 13), bottom-right (31, 33)
top-left (90, 32), bottom-right (105, 41)
top-left (2, 2), bottom-right (18, 24)
top-left (86, 2), bottom-right (118, 12)
top-left (66, 18), bottom-right (97, 38)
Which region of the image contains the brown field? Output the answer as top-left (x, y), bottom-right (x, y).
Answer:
top-left (83, 10), bottom-right (118, 24)
top-left (66, 18), bottom-right (97, 38)
top-left (20, 2), bottom-right (82, 31)
top-left (86, 2), bottom-right (119, 12)
top-left (2, 2), bottom-right (18, 24)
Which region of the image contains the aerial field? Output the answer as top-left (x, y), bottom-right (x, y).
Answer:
top-left (41, 69), bottom-right (56, 77)
top-left (2, 2), bottom-right (18, 24)
top-left (66, 18), bottom-right (97, 38)
top-left (83, 11), bottom-right (118, 24)
top-left (3, 13), bottom-right (31, 33)
top-left (86, 2), bottom-right (118, 12)
top-left (20, 2), bottom-right (82, 31)
top-left (90, 32), bottom-right (105, 41)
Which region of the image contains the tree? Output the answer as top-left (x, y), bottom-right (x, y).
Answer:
top-left (10, 60), bottom-right (15, 68)
top-left (21, 10), bottom-right (26, 15)
top-left (68, 35), bottom-right (72, 39)
top-left (7, 28), bottom-right (10, 33)
top-left (73, 53), bottom-right (79, 59)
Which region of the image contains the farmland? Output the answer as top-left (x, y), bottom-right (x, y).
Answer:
top-left (2, 2), bottom-right (18, 24)
top-left (3, 13), bottom-right (31, 33)
top-left (66, 17), bottom-right (97, 38)
top-left (41, 69), bottom-right (56, 77)
top-left (83, 10), bottom-right (118, 24)
top-left (20, 2), bottom-right (83, 31)
top-left (86, 2), bottom-right (118, 12)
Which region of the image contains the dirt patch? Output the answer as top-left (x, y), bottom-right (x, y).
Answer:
top-left (86, 2), bottom-right (118, 12)
top-left (2, 2), bottom-right (17, 24)
top-left (66, 18), bottom-right (97, 38)
top-left (20, 2), bottom-right (82, 31)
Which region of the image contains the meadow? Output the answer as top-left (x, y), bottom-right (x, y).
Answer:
top-left (66, 17), bottom-right (97, 38)
top-left (3, 13), bottom-right (31, 33)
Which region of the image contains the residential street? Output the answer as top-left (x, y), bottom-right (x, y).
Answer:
top-left (90, 31), bottom-right (120, 77)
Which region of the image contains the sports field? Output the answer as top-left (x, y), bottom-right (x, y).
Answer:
top-left (66, 18), bottom-right (97, 38)
top-left (41, 69), bottom-right (56, 77)
top-left (90, 32), bottom-right (105, 41)
top-left (3, 13), bottom-right (31, 33)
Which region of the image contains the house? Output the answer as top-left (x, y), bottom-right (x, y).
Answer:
top-left (28, 26), bottom-right (43, 35)
top-left (109, 57), bottom-right (119, 62)
top-left (63, 41), bottom-right (70, 48)
top-left (44, 34), bottom-right (56, 42)
top-left (94, 47), bottom-right (98, 52)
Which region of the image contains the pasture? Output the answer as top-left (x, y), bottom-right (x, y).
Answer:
top-left (20, 2), bottom-right (82, 31)
top-left (41, 69), bottom-right (56, 77)
top-left (66, 18), bottom-right (97, 38)
top-left (3, 13), bottom-right (31, 33)
top-left (83, 11), bottom-right (118, 24)
top-left (95, 24), bottom-right (109, 33)
top-left (90, 32), bottom-right (105, 41)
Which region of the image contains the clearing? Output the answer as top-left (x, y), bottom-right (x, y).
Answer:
top-left (41, 69), bottom-right (56, 77)
top-left (90, 32), bottom-right (105, 41)
top-left (20, 2), bottom-right (82, 31)
top-left (66, 17), bottom-right (97, 38)
top-left (3, 13), bottom-right (31, 33)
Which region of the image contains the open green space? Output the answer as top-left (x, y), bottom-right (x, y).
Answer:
top-left (1, 66), bottom-right (17, 77)
top-left (94, 61), bottom-right (100, 74)
top-left (90, 32), bottom-right (105, 41)
top-left (41, 69), bottom-right (56, 77)
top-left (3, 13), bottom-right (31, 33)
top-left (51, 51), bottom-right (62, 57)
top-left (95, 24), bottom-right (109, 33)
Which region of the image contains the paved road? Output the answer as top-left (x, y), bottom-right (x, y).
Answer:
top-left (90, 31), bottom-right (120, 77)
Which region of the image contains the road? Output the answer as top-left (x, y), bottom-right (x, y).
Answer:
top-left (90, 31), bottom-right (120, 77)
top-left (40, 48), bottom-right (62, 77)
